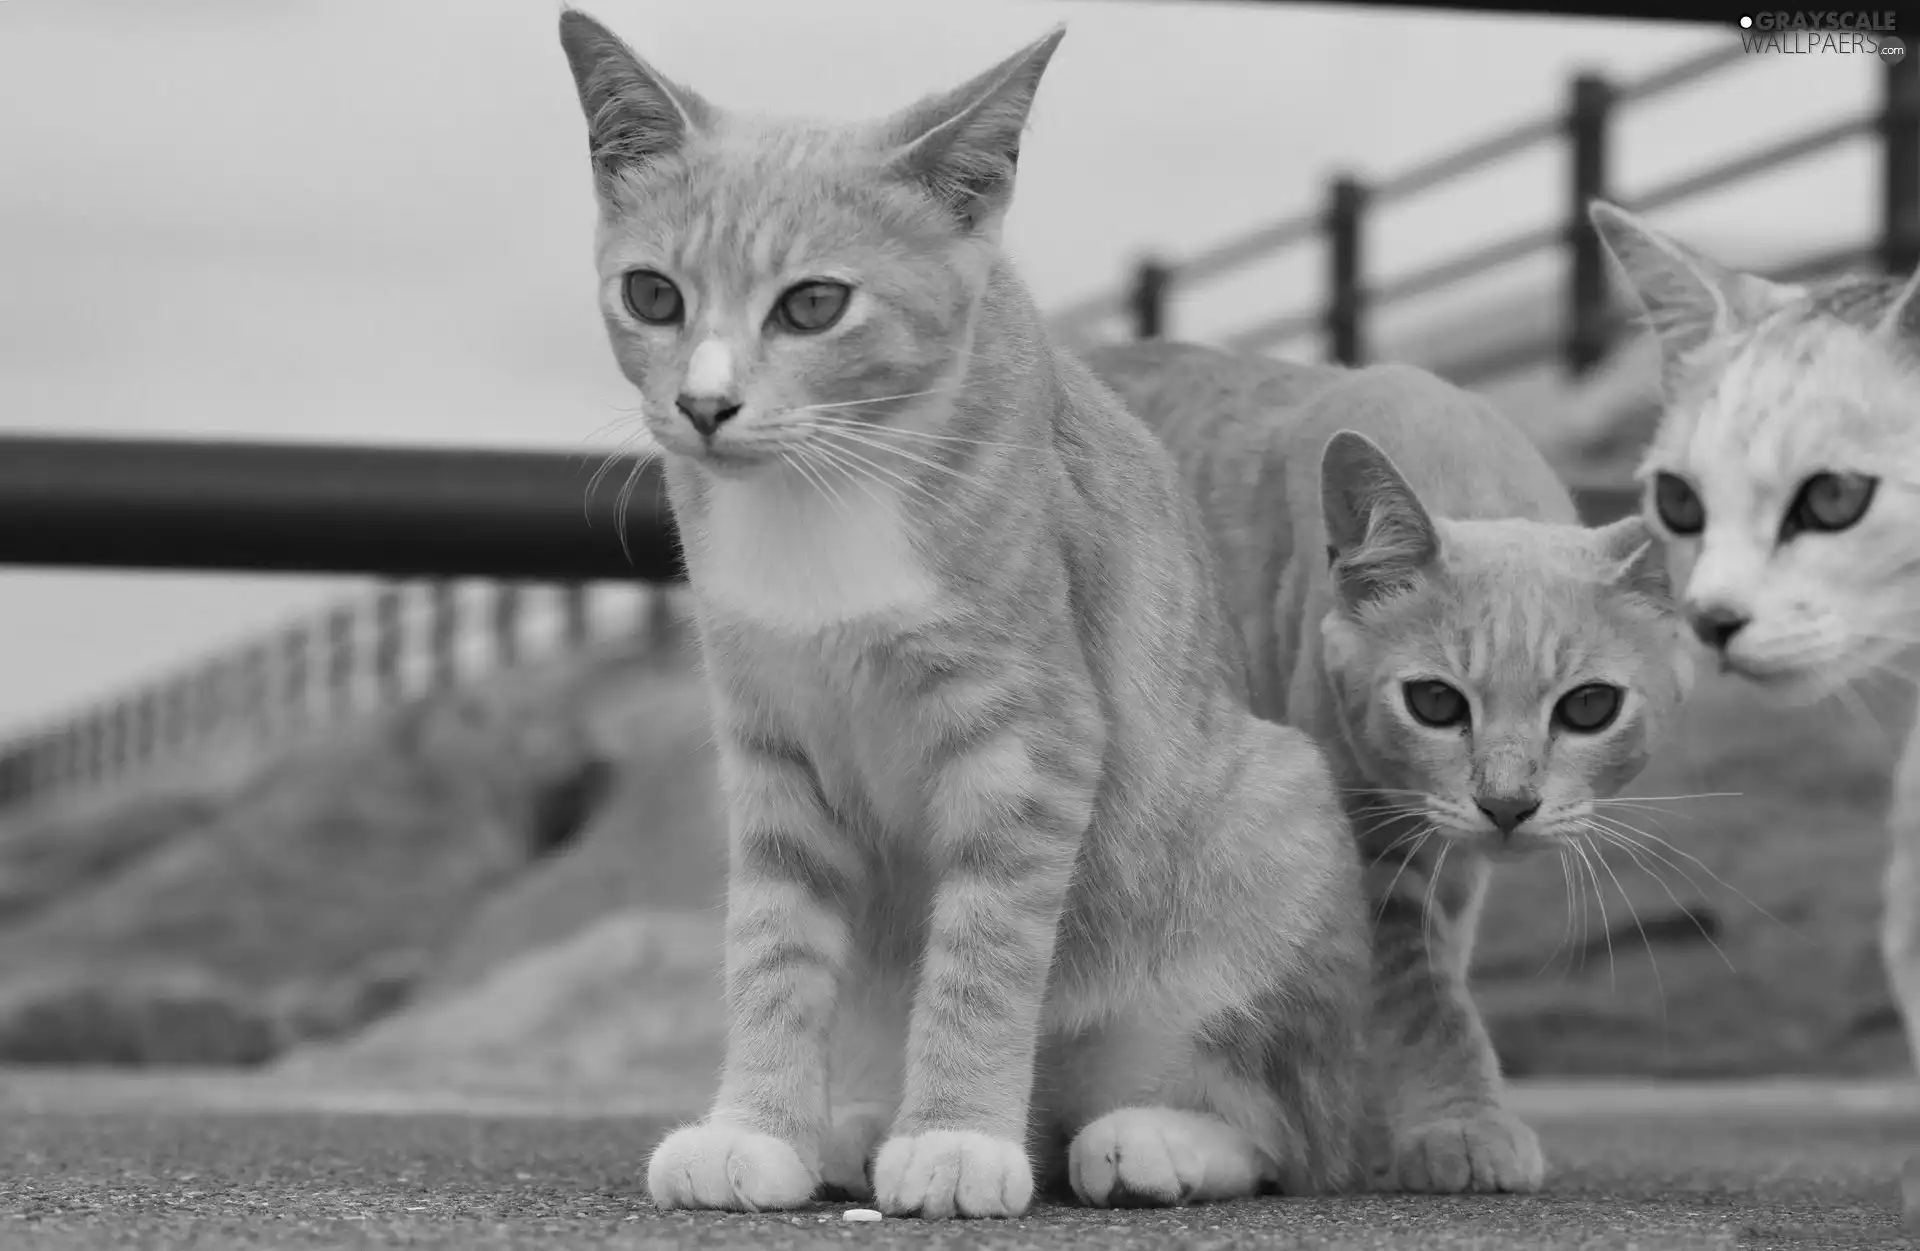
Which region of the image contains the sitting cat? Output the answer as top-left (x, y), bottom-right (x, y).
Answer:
top-left (1588, 200), bottom-right (1920, 1075)
top-left (556, 11), bottom-right (1369, 1219)
top-left (1086, 341), bottom-right (1694, 1192)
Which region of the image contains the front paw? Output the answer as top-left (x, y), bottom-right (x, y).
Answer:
top-left (1068, 1107), bottom-right (1267, 1208)
top-left (871, 1130), bottom-right (1033, 1219)
top-left (646, 1120), bottom-right (819, 1211)
top-left (1385, 1108), bottom-right (1545, 1193)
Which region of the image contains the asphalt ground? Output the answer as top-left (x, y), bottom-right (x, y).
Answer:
top-left (1, 1073), bottom-right (1918, 1250)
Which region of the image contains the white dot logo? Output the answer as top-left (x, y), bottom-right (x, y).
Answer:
top-left (1739, 14), bottom-right (1753, 26)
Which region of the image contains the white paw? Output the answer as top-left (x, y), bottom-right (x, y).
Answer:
top-left (645, 1120), bottom-right (818, 1211)
top-left (1385, 1109), bottom-right (1545, 1193)
top-left (871, 1129), bottom-right (1033, 1219)
top-left (1069, 1107), bottom-right (1267, 1208)
top-left (819, 1103), bottom-right (893, 1200)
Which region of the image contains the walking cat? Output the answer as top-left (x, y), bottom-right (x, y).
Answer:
top-left (1086, 341), bottom-right (1694, 1192)
top-left (557, 11), bottom-right (1369, 1219)
top-left (1588, 200), bottom-right (1920, 1076)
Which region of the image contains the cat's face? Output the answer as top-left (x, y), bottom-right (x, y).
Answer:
top-left (1318, 432), bottom-right (1691, 858)
top-left (1590, 202), bottom-right (1920, 700)
top-left (557, 10), bottom-right (1061, 478)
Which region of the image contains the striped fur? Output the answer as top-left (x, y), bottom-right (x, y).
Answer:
top-left (557, 12), bottom-right (1368, 1219)
top-left (1590, 201), bottom-right (1920, 1078)
top-left (1085, 341), bottom-right (1692, 1193)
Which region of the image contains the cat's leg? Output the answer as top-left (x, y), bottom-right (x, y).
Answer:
top-left (869, 721), bottom-right (1095, 1220)
top-left (646, 734), bottom-right (859, 1212)
top-left (1367, 851), bottom-right (1544, 1193)
top-left (1060, 724), bottom-right (1369, 1208)
top-left (1882, 735), bottom-right (1920, 1076)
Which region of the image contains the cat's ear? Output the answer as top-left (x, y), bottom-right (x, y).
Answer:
top-left (558, 9), bottom-right (713, 196)
top-left (878, 26), bottom-right (1066, 234)
top-left (1320, 431), bottom-right (1440, 613)
top-left (1588, 200), bottom-right (1795, 393)
top-left (1593, 515), bottom-right (1675, 611)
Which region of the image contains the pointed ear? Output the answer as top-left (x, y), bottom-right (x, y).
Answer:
top-left (1587, 200), bottom-right (1795, 393)
top-left (558, 9), bottom-right (712, 196)
top-left (1593, 514), bottom-right (1674, 611)
top-left (879, 26), bottom-right (1065, 234)
top-left (1320, 431), bottom-right (1440, 613)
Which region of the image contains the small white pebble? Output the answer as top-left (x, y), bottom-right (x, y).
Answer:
top-left (842, 1208), bottom-right (883, 1222)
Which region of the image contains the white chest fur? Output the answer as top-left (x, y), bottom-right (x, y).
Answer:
top-left (694, 468), bottom-right (942, 633)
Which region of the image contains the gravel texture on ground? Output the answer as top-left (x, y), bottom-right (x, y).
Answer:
top-left (1, 1075), bottom-right (1918, 1249)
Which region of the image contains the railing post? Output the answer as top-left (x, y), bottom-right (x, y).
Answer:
top-left (1325, 175), bottom-right (1367, 366)
top-left (560, 582), bottom-right (591, 652)
top-left (373, 583), bottom-right (405, 706)
top-left (1127, 256), bottom-right (1172, 340)
top-left (492, 581), bottom-right (522, 669)
top-left (1882, 45), bottom-right (1920, 277)
top-left (281, 623), bottom-right (310, 728)
top-left (1565, 70), bottom-right (1615, 375)
top-left (326, 604), bottom-right (355, 719)
top-left (428, 579), bottom-right (458, 690)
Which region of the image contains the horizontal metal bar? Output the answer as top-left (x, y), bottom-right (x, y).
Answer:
top-left (1176, 213), bottom-right (1323, 288)
top-left (1629, 114), bottom-right (1875, 215)
top-left (0, 436), bottom-right (685, 582)
top-left (1376, 116), bottom-right (1561, 202)
top-left (1371, 222), bottom-right (1564, 306)
top-left (1615, 41), bottom-right (1749, 104)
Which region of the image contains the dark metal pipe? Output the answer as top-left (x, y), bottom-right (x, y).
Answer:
top-left (0, 435), bottom-right (685, 582)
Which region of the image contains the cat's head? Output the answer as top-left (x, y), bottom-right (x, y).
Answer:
top-left (1590, 200), bottom-right (1920, 698)
top-left (557, 9), bottom-right (1062, 476)
top-left (1317, 431), bottom-right (1692, 858)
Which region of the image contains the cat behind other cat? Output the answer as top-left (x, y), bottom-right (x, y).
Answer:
top-left (1589, 199), bottom-right (1920, 1077)
top-left (1087, 341), bottom-right (1693, 1192)
top-left (557, 11), bottom-right (1369, 1219)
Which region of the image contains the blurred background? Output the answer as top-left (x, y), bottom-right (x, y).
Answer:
top-left (0, 0), bottom-right (1908, 1100)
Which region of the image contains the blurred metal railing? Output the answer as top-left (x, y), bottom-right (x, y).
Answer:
top-left (1050, 43), bottom-right (1918, 388)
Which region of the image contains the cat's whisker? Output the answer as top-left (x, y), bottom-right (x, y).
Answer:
top-left (1587, 811), bottom-right (1809, 945)
top-left (1537, 847), bottom-right (1580, 979)
top-left (1590, 792), bottom-right (1742, 805)
top-left (1579, 821), bottom-right (1741, 977)
top-left (1420, 842), bottom-right (1451, 993)
top-left (799, 436), bottom-right (898, 515)
top-left (807, 423), bottom-right (986, 490)
top-left (1564, 837), bottom-right (1616, 987)
top-left (780, 443), bottom-right (850, 521)
top-left (1371, 830), bottom-right (1434, 923)
top-left (801, 412), bottom-right (1033, 452)
top-left (793, 385), bottom-right (963, 413)
top-left (806, 429), bottom-right (954, 512)
top-left (1580, 828), bottom-right (1671, 1023)
top-left (1364, 824), bottom-right (1434, 869)
top-left (584, 432), bottom-right (659, 524)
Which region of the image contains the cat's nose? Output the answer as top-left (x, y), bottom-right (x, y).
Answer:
top-left (1475, 794), bottom-right (1539, 835)
top-left (1686, 603), bottom-right (1750, 650)
top-left (675, 393), bottom-right (742, 437)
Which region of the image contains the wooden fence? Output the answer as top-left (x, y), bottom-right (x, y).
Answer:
top-left (0, 36), bottom-right (1913, 814)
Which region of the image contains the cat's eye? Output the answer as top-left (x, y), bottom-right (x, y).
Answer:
top-left (1651, 472), bottom-right (1704, 537)
top-left (1403, 680), bottom-right (1468, 729)
top-left (1554, 683), bottom-right (1622, 734)
top-left (773, 281), bottom-right (851, 334)
top-left (623, 269), bottom-right (684, 325)
top-left (1783, 470), bottom-right (1877, 536)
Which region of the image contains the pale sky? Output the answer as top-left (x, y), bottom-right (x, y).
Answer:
top-left (0, 0), bottom-right (1885, 732)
